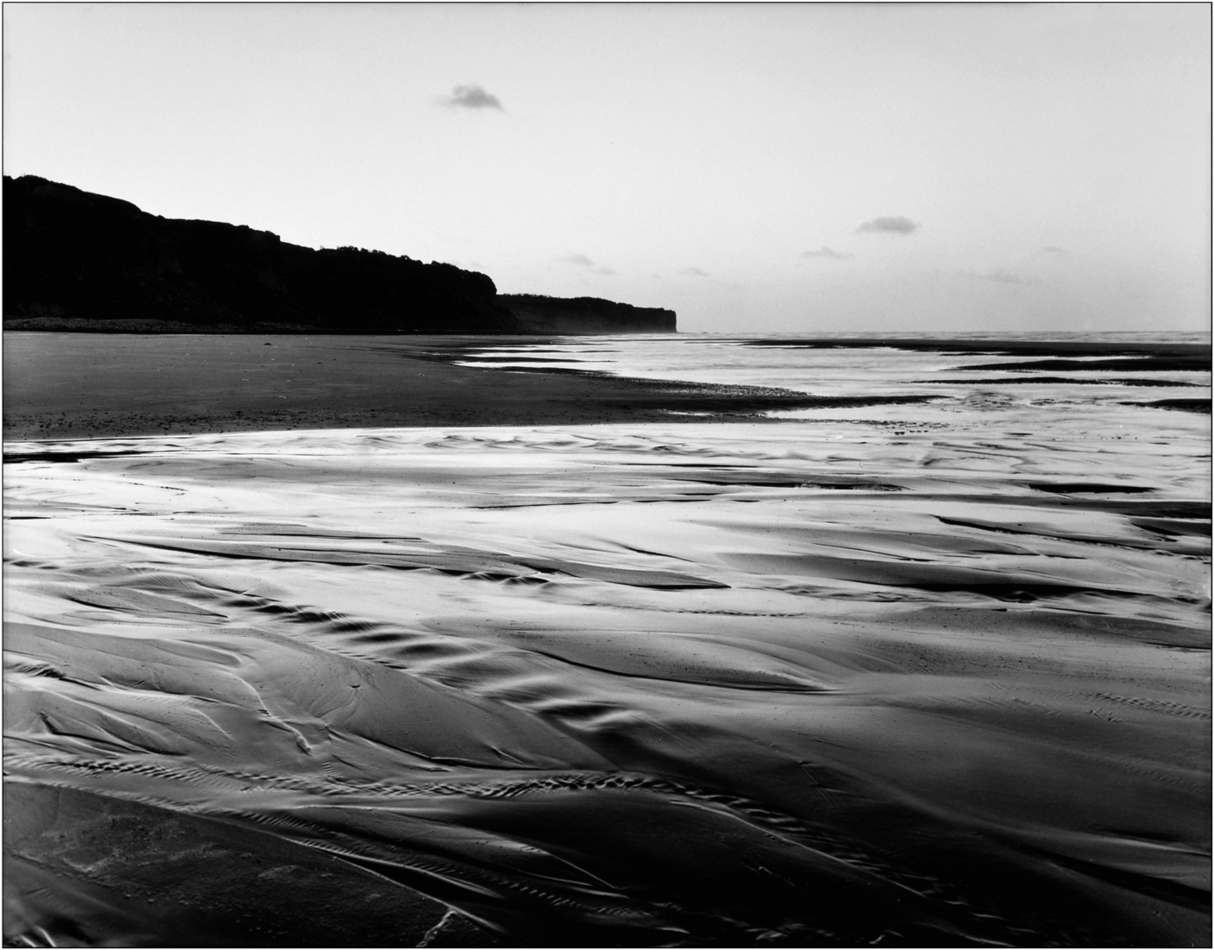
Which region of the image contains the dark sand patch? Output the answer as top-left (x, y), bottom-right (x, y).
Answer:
top-left (1020, 481), bottom-right (1155, 494)
top-left (3, 333), bottom-right (931, 440)
top-left (917, 376), bottom-right (1205, 387)
top-left (1120, 398), bottom-right (1211, 414)
top-left (957, 357), bottom-right (1210, 373)
top-left (4, 782), bottom-right (491, 947)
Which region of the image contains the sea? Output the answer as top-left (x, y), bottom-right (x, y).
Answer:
top-left (4, 332), bottom-right (1210, 946)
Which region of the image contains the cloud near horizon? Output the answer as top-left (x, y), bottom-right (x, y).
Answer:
top-left (856, 216), bottom-right (918, 235)
top-left (441, 84), bottom-right (504, 110)
top-left (561, 253), bottom-right (615, 275)
top-left (968, 268), bottom-right (1035, 285)
top-left (802, 247), bottom-right (854, 260)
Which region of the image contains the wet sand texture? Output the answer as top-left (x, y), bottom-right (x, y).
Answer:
top-left (4, 411), bottom-right (1209, 946)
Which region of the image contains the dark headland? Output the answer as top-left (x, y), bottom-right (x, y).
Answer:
top-left (499, 294), bottom-right (676, 334)
top-left (2, 175), bottom-right (676, 335)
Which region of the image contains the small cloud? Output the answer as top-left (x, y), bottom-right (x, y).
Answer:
top-left (967, 268), bottom-right (1035, 285)
top-left (679, 267), bottom-right (711, 277)
top-left (856, 216), bottom-right (918, 235)
top-left (561, 253), bottom-right (614, 275)
top-left (441, 84), bottom-right (503, 110)
top-left (802, 247), bottom-right (854, 261)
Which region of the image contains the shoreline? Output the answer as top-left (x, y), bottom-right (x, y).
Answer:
top-left (3, 332), bottom-right (933, 442)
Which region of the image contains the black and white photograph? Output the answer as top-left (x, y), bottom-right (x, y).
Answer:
top-left (2, 3), bottom-right (1210, 946)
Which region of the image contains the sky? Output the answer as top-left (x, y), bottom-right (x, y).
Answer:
top-left (4, 3), bottom-right (1210, 333)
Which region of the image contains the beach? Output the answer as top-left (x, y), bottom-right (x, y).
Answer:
top-left (3, 333), bottom-right (1210, 947)
top-left (2, 333), bottom-right (935, 441)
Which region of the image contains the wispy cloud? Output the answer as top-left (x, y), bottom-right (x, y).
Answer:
top-left (966, 268), bottom-right (1036, 285)
top-left (440, 84), bottom-right (504, 110)
top-left (561, 253), bottom-right (615, 275)
top-left (679, 267), bottom-right (711, 277)
top-left (802, 247), bottom-right (854, 260)
top-left (856, 216), bottom-right (918, 235)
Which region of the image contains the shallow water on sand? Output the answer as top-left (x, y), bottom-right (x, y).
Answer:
top-left (4, 346), bottom-right (1211, 946)
top-left (451, 331), bottom-right (1212, 399)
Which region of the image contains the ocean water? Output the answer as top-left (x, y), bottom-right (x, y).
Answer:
top-left (4, 334), bottom-right (1210, 946)
top-left (451, 328), bottom-right (1211, 387)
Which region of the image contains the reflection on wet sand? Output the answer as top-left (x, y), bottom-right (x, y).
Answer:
top-left (4, 411), bottom-right (1209, 946)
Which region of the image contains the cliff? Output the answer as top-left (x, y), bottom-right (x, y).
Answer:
top-left (499, 294), bottom-right (676, 334)
top-left (5, 176), bottom-right (679, 335)
top-left (3, 175), bottom-right (521, 334)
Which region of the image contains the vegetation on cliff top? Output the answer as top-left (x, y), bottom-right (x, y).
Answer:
top-left (4, 175), bottom-right (675, 334)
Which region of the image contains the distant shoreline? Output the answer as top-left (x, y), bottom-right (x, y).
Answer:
top-left (2, 332), bottom-right (931, 442)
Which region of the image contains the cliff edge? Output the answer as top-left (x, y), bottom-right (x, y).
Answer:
top-left (3, 175), bottom-right (519, 334)
top-left (499, 294), bottom-right (676, 334)
top-left (4, 176), bottom-right (678, 335)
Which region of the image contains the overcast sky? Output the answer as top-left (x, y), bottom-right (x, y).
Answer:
top-left (5, 3), bottom-right (1209, 333)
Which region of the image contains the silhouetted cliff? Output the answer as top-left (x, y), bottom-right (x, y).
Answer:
top-left (499, 294), bottom-right (676, 334)
top-left (3, 175), bottom-right (520, 334)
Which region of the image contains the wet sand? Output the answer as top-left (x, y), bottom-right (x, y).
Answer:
top-left (3, 333), bottom-right (932, 441)
top-left (3, 335), bottom-right (1210, 947)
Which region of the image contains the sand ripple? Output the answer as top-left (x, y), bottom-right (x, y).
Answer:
top-left (4, 415), bottom-right (1209, 946)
